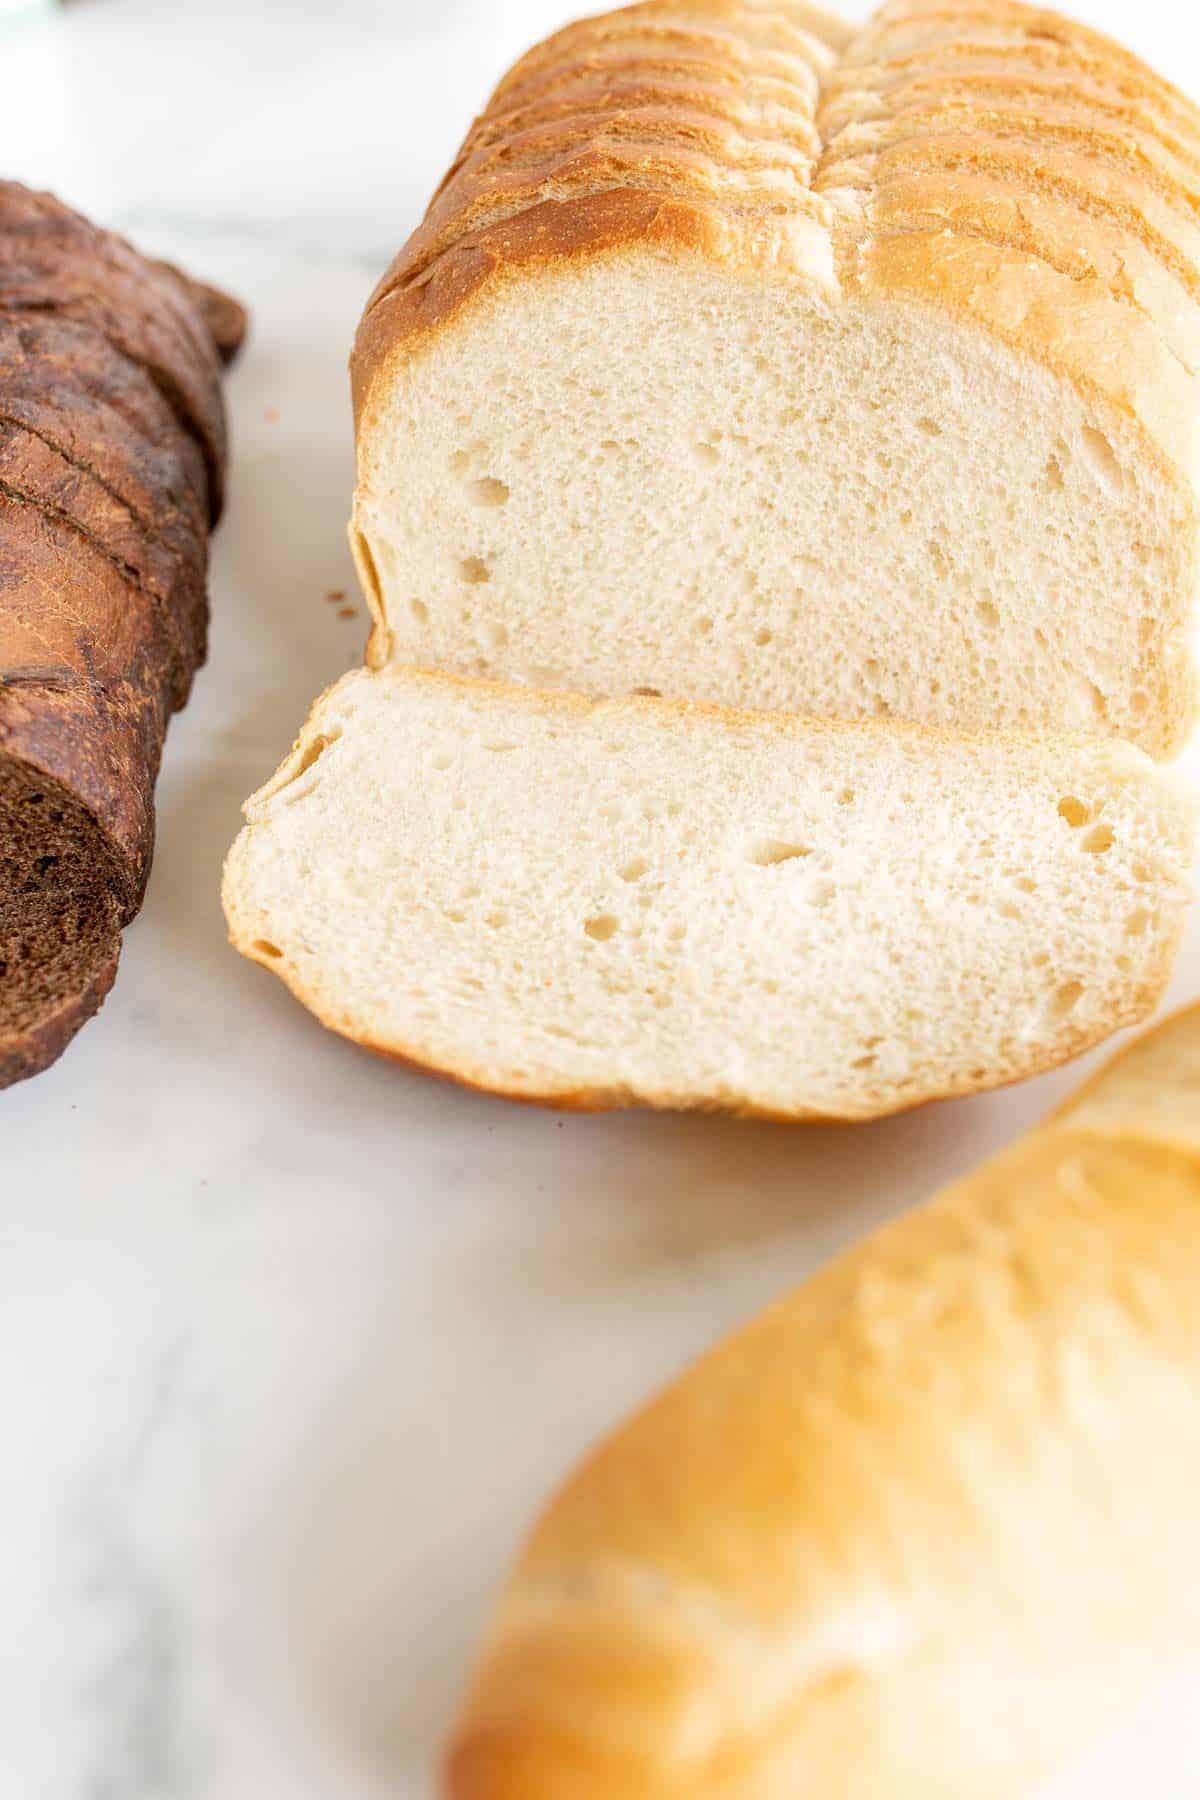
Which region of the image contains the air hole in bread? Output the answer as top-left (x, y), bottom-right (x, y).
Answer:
top-left (460, 556), bottom-right (491, 584)
top-left (352, 531), bottom-right (383, 611)
top-left (619, 858), bottom-right (649, 883)
top-left (1044, 454), bottom-right (1066, 493)
top-left (1058, 797), bottom-right (1090, 828)
top-left (482, 621), bottom-right (509, 650)
top-left (1125, 909), bottom-right (1151, 937)
top-left (253, 939), bottom-right (283, 960)
top-left (916, 416), bottom-right (942, 436)
top-left (469, 477), bottom-right (509, 507)
top-left (1082, 823), bottom-right (1115, 855)
top-left (695, 616), bottom-right (714, 636)
top-left (632, 686), bottom-right (662, 698)
top-left (809, 877), bottom-right (837, 907)
top-left (837, 787), bottom-right (856, 806)
top-left (755, 627), bottom-right (773, 646)
top-left (584, 913), bottom-right (619, 942)
top-left (410, 598), bottom-right (428, 622)
top-left (1079, 427), bottom-right (1126, 496)
top-left (449, 450), bottom-right (470, 475)
top-left (1048, 980), bottom-right (1085, 1020)
top-left (750, 840), bottom-right (810, 867)
top-left (693, 442), bottom-right (719, 465)
top-left (1076, 676), bottom-right (1108, 722)
top-left (976, 600), bottom-right (1000, 630)
top-left (483, 741), bottom-right (518, 753)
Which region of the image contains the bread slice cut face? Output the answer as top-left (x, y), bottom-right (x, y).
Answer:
top-left (223, 669), bottom-right (1194, 1121)
top-left (350, 0), bottom-right (1200, 758)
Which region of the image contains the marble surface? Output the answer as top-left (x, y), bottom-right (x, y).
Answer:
top-left (2, 2), bottom-right (1200, 1795)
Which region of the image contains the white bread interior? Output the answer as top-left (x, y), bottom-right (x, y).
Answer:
top-left (355, 259), bottom-right (1196, 756)
top-left (222, 668), bottom-right (1194, 1120)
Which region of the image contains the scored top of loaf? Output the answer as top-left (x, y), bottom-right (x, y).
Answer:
top-left (353, 0), bottom-right (1200, 481)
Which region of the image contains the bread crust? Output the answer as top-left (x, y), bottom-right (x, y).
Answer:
top-left (0, 184), bottom-right (240, 1087)
top-left (0, 186), bottom-right (232, 520)
top-left (351, 0), bottom-right (1200, 506)
top-left (443, 1003), bottom-right (1200, 1797)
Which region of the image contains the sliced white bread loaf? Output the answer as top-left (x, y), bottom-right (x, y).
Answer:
top-left (350, 0), bottom-right (1200, 757)
top-left (222, 669), bottom-right (1194, 1120)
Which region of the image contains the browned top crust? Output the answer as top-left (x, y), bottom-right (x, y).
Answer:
top-left (0, 183), bottom-right (236, 522)
top-left (352, 0), bottom-right (1200, 477)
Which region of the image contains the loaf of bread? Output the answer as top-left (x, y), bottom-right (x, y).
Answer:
top-left (350, 0), bottom-right (1200, 756)
top-left (445, 1002), bottom-right (1200, 1797)
top-left (222, 667), bottom-right (1194, 1120)
top-left (0, 183), bottom-right (244, 1088)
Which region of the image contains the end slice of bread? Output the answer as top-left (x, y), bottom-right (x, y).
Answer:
top-left (222, 669), bottom-right (1195, 1121)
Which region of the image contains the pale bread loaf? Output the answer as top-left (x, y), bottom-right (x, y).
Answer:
top-left (222, 667), bottom-right (1194, 1121)
top-left (350, 0), bottom-right (1200, 757)
top-left (444, 1002), bottom-right (1200, 1798)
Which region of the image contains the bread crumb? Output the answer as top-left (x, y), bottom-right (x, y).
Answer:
top-left (338, 606), bottom-right (358, 620)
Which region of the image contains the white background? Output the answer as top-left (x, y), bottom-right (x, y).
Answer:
top-left (2, 2), bottom-right (1199, 1795)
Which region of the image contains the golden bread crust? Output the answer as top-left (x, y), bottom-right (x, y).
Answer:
top-left (352, 0), bottom-right (1200, 496)
top-left (444, 1004), bottom-right (1200, 1797)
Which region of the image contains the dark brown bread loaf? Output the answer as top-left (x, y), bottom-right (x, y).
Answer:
top-left (0, 183), bottom-right (244, 1089)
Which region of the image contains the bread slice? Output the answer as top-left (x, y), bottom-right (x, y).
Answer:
top-left (0, 753), bottom-right (122, 1088)
top-left (222, 668), bottom-right (1194, 1121)
top-left (350, 0), bottom-right (1200, 758)
top-left (443, 1003), bottom-right (1200, 1799)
